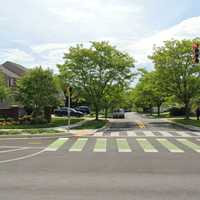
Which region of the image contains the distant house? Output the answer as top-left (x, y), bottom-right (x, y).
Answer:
top-left (0, 61), bottom-right (27, 88)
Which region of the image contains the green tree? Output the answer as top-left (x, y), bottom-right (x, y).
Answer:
top-left (16, 67), bottom-right (59, 122)
top-left (131, 69), bottom-right (166, 116)
top-left (102, 84), bottom-right (128, 118)
top-left (150, 39), bottom-right (200, 119)
top-left (58, 41), bottom-right (135, 120)
top-left (0, 72), bottom-right (10, 102)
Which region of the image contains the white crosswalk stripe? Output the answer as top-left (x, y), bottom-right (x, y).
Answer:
top-left (136, 138), bottom-right (158, 152)
top-left (127, 131), bottom-right (137, 137)
top-left (157, 138), bottom-right (184, 153)
top-left (158, 131), bottom-right (173, 137)
top-left (116, 139), bottom-right (132, 152)
top-left (191, 132), bottom-right (200, 137)
top-left (110, 132), bottom-right (120, 137)
top-left (143, 131), bottom-right (156, 137)
top-left (45, 138), bottom-right (200, 153)
top-left (94, 132), bottom-right (104, 137)
top-left (175, 131), bottom-right (192, 137)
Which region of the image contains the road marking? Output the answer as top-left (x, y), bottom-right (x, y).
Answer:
top-left (177, 139), bottom-right (200, 153)
top-left (127, 131), bottom-right (137, 137)
top-left (0, 149), bottom-right (45, 164)
top-left (175, 131), bottom-right (192, 137)
top-left (136, 138), bottom-right (158, 152)
top-left (143, 131), bottom-right (155, 137)
top-left (137, 122), bottom-right (145, 128)
top-left (94, 138), bottom-right (107, 152)
top-left (94, 132), bottom-right (104, 137)
top-left (69, 138), bottom-right (88, 152)
top-left (116, 139), bottom-right (131, 152)
top-left (110, 132), bottom-right (120, 137)
top-left (158, 131), bottom-right (173, 137)
top-left (157, 138), bottom-right (184, 153)
top-left (45, 138), bottom-right (68, 151)
top-left (0, 147), bottom-right (28, 154)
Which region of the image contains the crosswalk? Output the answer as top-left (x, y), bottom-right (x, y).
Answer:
top-left (45, 137), bottom-right (200, 154)
top-left (92, 130), bottom-right (200, 137)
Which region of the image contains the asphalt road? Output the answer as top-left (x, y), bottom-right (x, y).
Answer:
top-left (0, 112), bottom-right (200, 200)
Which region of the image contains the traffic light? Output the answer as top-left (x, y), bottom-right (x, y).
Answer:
top-left (192, 43), bottom-right (200, 64)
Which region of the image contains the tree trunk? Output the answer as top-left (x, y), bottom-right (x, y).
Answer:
top-left (184, 101), bottom-right (190, 120)
top-left (157, 104), bottom-right (161, 118)
top-left (104, 107), bottom-right (108, 119)
top-left (95, 105), bottom-right (99, 121)
top-left (149, 104), bottom-right (153, 116)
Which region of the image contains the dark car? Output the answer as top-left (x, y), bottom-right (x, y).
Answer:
top-left (54, 107), bottom-right (84, 117)
top-left (75, 106), bottom-right (90, 114)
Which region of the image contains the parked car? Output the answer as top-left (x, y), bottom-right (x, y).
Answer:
top-left (75, 106), bottom-right (90, 114)
top-left (112, 109), bottom-right (125, 119)
top-left (54, 107), bottom-right (84, 117)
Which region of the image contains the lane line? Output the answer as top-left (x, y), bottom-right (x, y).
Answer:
top-left (143, 131), bottom-right (155, 137)
top-left (0, 146), bottom-right (45, 149)
top-left (0, 149), bottom-right (45, 164)
top-left (158, 131), bottom-right (173, 137)
top-left (0, 147), bottom-right (29, 154)
top-left (177, 139), bottom-right (200, 153)
top-left (136, 138), bottom-right (158, 152)
top-left (127, 131), bottom-right (137, 137)
top-left (69, 138), bottom-right (88, 152)
top-left (116, 139), bottom-right (131, 152)
top-left (94, 138), bottom-right (107, 152)
top-left (45, 138), bottom-right (68, 151)
top-left (157, 138), bottom-right (184, 153)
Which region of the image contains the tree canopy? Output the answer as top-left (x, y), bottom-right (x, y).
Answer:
top-left (150, 39), bottom-right (200, 119)
top-left (16, 67), bottom-right (59, 122)
top-left (58, 41), bottom-right (135, 120)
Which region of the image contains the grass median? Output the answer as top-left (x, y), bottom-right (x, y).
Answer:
top-left (74, 119), bottom-right (108, 130)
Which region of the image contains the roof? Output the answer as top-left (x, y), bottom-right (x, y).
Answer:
top-left (1, 61), bottom-right (27, 76)
top-left (0, 65), bottom-right (19, 78)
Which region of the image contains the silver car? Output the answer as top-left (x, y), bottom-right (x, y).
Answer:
top-left (112, 109), bottom-right (125, 119)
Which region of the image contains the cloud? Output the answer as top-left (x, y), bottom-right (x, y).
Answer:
top-left (0, 49), bottom-right (34, 64)
top-left (127, 16), bottom-right (200, 67)
top-left (48, 0), bottom-right (143, 24)
top-left (31, 43), bottom-right (70, 54)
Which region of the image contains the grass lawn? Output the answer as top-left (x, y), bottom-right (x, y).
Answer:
top-left (74, 119), bottom-right (108, 130)
top-left (0, 128), bottom-right (64, 135)
top-left (0, 117), bottom-right (84, 129)
top-left (173, 118), bottom-right (200, 127)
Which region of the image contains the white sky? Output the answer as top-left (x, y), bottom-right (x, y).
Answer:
top-left (0, 0), bottom-right (200, 72)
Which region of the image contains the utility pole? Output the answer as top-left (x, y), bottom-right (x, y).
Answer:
top-left (67, 86), bottom-right (71, 134)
